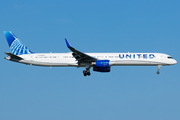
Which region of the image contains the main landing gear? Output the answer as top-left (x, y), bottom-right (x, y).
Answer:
top-left (83, 63), bottom-right (91, 76)
top-left (83, 70), bottom-right (91, 76)
top-left (157, 65), bottom-right (162, 74)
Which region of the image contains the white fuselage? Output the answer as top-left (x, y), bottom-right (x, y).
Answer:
top-left (4, 31), bottom-right (177, 75)
top-left (6, 52), bottom-right (177, 67)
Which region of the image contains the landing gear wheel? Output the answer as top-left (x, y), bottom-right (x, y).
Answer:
top-left (83, 70), bottom-right (87, 76)
top-left (83, 70), bottom-right (91, 76)
top-left (83, 70), bottom-right (86, 74)
top-left (87, 72), bottom-right (91, 76)
top-left (157, 71), bottom-right (160, 74)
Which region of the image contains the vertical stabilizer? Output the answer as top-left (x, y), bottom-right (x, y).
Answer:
top-left (4, 31), bottom-right (34, 55)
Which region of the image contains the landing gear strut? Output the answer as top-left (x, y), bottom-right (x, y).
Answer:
top-left (157, 65), bottom-right (162, 74)
top-left (83, 63), bottom-right (91, 76)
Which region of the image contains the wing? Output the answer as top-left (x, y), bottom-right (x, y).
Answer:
top-left (65, 39), bottom-right (97, 64)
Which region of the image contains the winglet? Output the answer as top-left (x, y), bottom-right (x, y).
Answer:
top-left (65, 38), bottom-right (71, 48)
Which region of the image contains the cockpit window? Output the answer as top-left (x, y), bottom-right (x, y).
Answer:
top-left (167, 56), bottom-right (173, 59)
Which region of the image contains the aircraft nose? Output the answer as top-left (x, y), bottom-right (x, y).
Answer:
top-left (173, 59), bottom-right (177, 64)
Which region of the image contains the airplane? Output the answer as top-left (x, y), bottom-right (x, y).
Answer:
top-left (4, 31), bottom-right (177, 76)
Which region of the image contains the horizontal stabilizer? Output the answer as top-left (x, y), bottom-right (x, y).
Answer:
top-left (5, 52), bottom-right (23, 60)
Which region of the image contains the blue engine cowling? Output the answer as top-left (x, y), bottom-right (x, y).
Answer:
top-left (93, 60), bottom-right (110, 72)
top-left (95, 60), bottom-right (109, 67)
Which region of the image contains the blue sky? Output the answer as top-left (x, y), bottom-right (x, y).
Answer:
top-left (0, 0), bottom-right (180, 120)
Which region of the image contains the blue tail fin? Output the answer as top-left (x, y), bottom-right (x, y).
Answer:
top-left (4, 31), bottom-right (34, 55)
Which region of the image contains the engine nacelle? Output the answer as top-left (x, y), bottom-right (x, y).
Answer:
top-left (93, 60), bottom-right (110, 72)
top-left (93, 66), bottom-right (110, 72)
top-left (95, 60), bottom-right (109, 67)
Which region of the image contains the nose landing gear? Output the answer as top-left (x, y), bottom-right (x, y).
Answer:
top-left (157, 65), bottom-right (162, 74)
